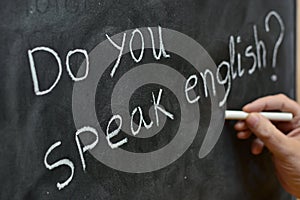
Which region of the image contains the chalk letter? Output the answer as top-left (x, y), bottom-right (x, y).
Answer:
top-left (106, 33), bottom-right (126, 77)
top-left (148, 26), bottom-right (170, 60)
top-left (106, 115), bottom-right (128, 149)
top-left (130, 106), bottom-right (153, 136)
top-left (66, 49), bottom-right (89, 81)
top-left (236, 36), bottom-right (244, 77)
top-left (185, 75), bottom-right (200, 104)
top-left (28, 46), bottom-right (62, 96)
top-left (44, 141), bottom-right (74, 190)
top-left (217, 61), bottom-right (231, 107)
top-left (253, 25), bottom-right (267, 68)
top-left (129, 29), bottom-right (144, 63)
top-left (75, 126), bottom-right (98, 171)
top-left (152, 89), bottom-right (174, 126)
top-left (265, 11), bottom-right (285, 68)
top-left (200, 69), bottom-right (216, 98)
top-left (229, 36), bottom-right (237, 79)
top-left (245, 45), bottom-right (257, 74)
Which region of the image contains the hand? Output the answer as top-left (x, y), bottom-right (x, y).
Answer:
top-left (234, 94), bottom-right (300, 197)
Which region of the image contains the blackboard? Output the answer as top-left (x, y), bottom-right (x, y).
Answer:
top-left (0, 0), bottom-right (296, 199)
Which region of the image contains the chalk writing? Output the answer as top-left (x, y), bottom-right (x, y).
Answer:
top-left (32, 10), bottom-right (286, 190)
top-left (28, 47), bottom-right (89, 95)
top-left (183, 10), bottom-right (285, 106)
top-left (107, 26), bottom-right (170, 77)
top-left (66, 49), bottom-right (89, 81)
top-left (106, 33), bottom-right (126, 77)
top-left (130, 106), bottom-right (153, 136)
top-left (75, 126), bottom-right (99, 171)
top-left (129, 29), bottom-right (145, 63)
top-left (152, 89), bottom-right (174, 126)
top-left (28, 46), bottom-right (62, 96)
top-left (147, 26), bottom-right (171, 60)
top-left (44, 141), bottom-right (74, 190)
top-left (106, 115), bottom-right (128, 149)
top-left (185, 75), bottom-right (200, 104)
top-left (265, 11), bottom-right (285, 81)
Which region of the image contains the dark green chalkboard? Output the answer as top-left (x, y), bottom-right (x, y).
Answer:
top-left (0, 0), bottom-right (296, 199)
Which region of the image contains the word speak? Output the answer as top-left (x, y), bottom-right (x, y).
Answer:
top-left (44, 88), bottom-right (174, 190)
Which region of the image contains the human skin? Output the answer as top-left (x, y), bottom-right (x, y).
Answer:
top-left (234, 94), bottom-right (300, 198)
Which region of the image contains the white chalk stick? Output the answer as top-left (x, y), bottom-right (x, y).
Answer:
top-left (225, 110), bottom-right (293, 121)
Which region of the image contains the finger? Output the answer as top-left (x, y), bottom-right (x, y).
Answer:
top-left (245, 113), bottom-right (290, 158)
top-left (287, 127), bottom-right (300, 138)
top-left (251, 138), bottom-right (264, 155)
top-left (237, 131), bottom-right (252, 139)
top-left (243, 94), bottom-right (300, 116)
top-left (234, 121), bottom-right (248, 131)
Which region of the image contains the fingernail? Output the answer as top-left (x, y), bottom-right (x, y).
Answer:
top-left (242, 104), bottom-right (249, 109)
top-left (247, 114), bottom-right (259, 128)
top-left (234, 121), bottom-right (244, 130)
top-left (242, 105), bottom-right (250, 112)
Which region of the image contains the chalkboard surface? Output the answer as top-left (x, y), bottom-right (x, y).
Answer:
top-left (0, 0), bottom-right (296, 199)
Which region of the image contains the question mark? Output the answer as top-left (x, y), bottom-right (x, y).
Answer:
top-left (265, 10), bottom-right (285, 81)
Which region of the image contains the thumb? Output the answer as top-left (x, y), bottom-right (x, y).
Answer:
top-left (246, 113), bottom-right (289, 157)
